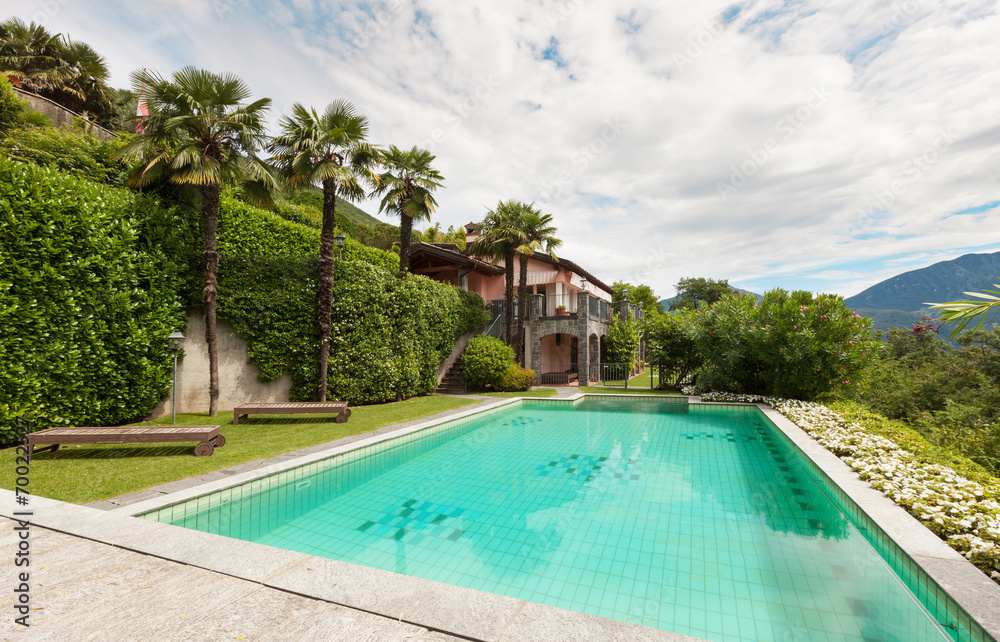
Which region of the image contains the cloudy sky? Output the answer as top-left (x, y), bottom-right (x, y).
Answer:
top-left (8, 0), bottom-right (1000, 299)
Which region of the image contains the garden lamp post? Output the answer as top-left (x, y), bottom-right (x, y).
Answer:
top-left (335, 233), bottom-right (346, 261)
top-left (580, 277), bottom-right (587, 292)
top-left (167, 331), bottom-right (185, 424)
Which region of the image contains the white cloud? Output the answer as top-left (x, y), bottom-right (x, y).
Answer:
top-left (4, 0), bottom-right (998, 298)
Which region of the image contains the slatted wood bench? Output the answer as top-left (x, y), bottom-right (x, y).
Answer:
top-left (232, 402), bottom-right (351, 425)
top-left (26, 425), bottom-right (225, 459)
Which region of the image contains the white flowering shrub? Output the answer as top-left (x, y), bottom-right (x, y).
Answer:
top-left (699, 391), bottom-right (1000, 583)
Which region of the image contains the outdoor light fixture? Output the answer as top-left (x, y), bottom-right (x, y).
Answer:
top-left (580, 277), bottom-right (588, 292)
top-left (335, 233), bottom-right (346, 260)
top-left (622, 287), bottom-right (629, 301)
top-left (167, 330), bottom-right (185, 424)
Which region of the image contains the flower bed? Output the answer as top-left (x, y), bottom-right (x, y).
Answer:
top-left (690, 390), bottom-right (1000, 583)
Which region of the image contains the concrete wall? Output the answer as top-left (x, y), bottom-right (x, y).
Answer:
top-left (146, 311), bottom-right (291, 419)
top-left (12, 87), bottom-right (118, 141)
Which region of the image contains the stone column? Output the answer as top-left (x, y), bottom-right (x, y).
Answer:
top-left (529, 294), bottom-right (543, 373)
top-left (576, 292), bottom-right (591, 385)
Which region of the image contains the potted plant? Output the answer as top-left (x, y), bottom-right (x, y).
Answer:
top-left (556, 305), bottom-right (568, 316)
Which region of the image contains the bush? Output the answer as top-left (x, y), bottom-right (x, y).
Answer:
top-left (0, 157), bottom-right (192, 444)
top-left (691, 290), bottom-right (876, 399)
top-left (643, 310), bottom-right (702, 387)
top-left (462, 336), bottom-right (515, 388)
top-left (606, 315), bottom-right (641, 369)
top-left (0, 76), bottom-right (25, 134)
top-left (496, 365), bottom-right (536, 391)
top-left (0, 125), bottom-right (130, 185)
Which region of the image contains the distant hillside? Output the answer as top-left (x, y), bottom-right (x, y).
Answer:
top-left (845, 251), bottom-right (1000, 332)
top-left (289, 186), bottom-right (385, 228)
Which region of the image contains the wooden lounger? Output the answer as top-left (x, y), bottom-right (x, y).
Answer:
top-left (232, 402), bottom-right (351, 425)
top-left (26, 425), bottom-right (225, 459)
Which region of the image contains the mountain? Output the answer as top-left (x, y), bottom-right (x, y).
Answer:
top-left (844, 251), bottom-right (1000, 332)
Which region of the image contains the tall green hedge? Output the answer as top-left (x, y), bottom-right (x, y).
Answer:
top-left (217, 254), bottom-right (489, 404)
top-left (0, 157), bottom-right (193, 443)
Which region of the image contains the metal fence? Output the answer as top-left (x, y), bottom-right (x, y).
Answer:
top-left (537, 363), bottom-right (579, 385)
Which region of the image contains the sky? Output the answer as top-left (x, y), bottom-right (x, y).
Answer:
top-left (7, 0), bottom-right (1000, 299)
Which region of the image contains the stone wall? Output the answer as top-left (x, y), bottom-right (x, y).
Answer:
top-left (528, 292), bottom-right (610, 384)
top-left (13, 87), bottom-right (118, 142)
top-left (146, 311), bottom-right (291, 419)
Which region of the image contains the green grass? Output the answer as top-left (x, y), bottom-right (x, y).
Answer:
top-left (580, 386), bottom-right (682, 395)
top-left (1, 396), bottom-right (477, 505)
top-left (479, 388), bottom-right (558, 398)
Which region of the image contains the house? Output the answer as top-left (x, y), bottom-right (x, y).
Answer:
top-left (409, 222), bottom-right (642, 385)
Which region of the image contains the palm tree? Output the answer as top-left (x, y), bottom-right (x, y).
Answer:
top-left (115, 67), bottom-right (275, 416)
top-left (270, 100), bottom-right (379, 401)
top-left (0, 18), bottom-right (71, 93)
top-left (55, 39), bottom-right (113, 118)
top-left (928, 283), bottom-right (1000, 337)
top-left (469, 200), bottom-right (528, 345)
top-left (373, 146), bottom-right (444, 279)
top-left (513, 207), bottom-right (561, 364)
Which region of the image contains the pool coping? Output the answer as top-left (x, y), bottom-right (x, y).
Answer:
top-left (6, 394), bottom-right (1000, 640)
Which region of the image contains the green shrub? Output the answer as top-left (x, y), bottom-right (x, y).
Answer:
top-left (0, 76), bottom-right (25, 133)
top-left (462, 336), bottom-right (515, 388)
top-left (0, 157), bottom-right (193, 444)
top-left (643, 310), bottom-right (702, 387)
top-left (691, 290), bottom-right (876, 399)
top-left (0, 125), bottom-right (129, 185)
top-left (606, 315), bottom-right (641, 368)
top-left (214, 203), bottom-right (488, 405)
top-left (495, 364), bottom-right (536, 391)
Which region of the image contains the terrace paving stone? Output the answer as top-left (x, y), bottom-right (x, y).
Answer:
top-left (104, 489), bottom-right (165, 505)
top-left (264, 554), bottom-right (524, 641)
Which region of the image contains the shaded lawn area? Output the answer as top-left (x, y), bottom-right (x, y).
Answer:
top-left (479, 388), bottom-right (557, 398)
top-left (0, 396), bottom-right (478, 505)
top-left (580, 386), bottom-right (682, 395)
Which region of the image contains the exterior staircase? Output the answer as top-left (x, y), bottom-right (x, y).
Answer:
top-left (436, 358), bottom-right (467, 394)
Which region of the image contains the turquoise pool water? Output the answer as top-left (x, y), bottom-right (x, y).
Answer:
top-left (145, 399), bottom-right (967, 641)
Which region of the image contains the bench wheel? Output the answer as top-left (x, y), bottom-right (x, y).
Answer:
top-left (194, 442), bottom-right (214, 457)
top-left (335, 413), bottom-right (349, 424)
top-left (210, 435), bottom-right (226, 448)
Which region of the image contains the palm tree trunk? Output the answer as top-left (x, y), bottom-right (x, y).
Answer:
top-left (316, 178), bottom-right (337, 402)
top-left (516, 254), bottom-right (529, 365)
top-left (201, 183), bottom-right (221, 417)
top-left (399, 214), bottom-right (413, 279)
top-left (503, 246), bottom-right (515, 344)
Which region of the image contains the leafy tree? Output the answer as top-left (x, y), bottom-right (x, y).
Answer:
top-left (643, 310), bottom-right (702, 388)
top-left (690, 290), bottom-right (876, 399)
top-left (374, 146), bottom-right (444, 279)
top-left (414, 222), bottom-right (466, 248)
top-left (612, 281), bottom-right (662, 315)
top-left (115, 67), bottom-right (275, 416)
top-left (469, 200), bottom-right (528, 346)
top-left (270, 100), bottom-right (379, 401)
top-left (606, 314), bottom-right (642, 370)
top-left (514, 206), bottom-right (561, 364)
top-left (670, 277), bottom-right (735, 311)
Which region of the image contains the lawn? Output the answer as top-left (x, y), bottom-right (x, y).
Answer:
top-left (1, 395), bottom-right (477, 505)
top-left (479, 388), bottom-right (558, 398)
top-left (580, 386), bottom-right (682, 395)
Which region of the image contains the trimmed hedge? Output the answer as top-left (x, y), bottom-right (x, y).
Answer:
top-left (0, 157), bottom-right (193, 444)
top-left (0, 125), bottom-right (130, 186)
top-left (496, 365), bottom-right (536, 392)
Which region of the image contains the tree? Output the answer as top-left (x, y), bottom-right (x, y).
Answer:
top-left (374, 146), bottom-right (444, 279)
top-left (670, 277), bottom-right (735, 311)
top-left (271, 100), bottom-right (379, 402)
top-left (643, 311), bottom-right (701, 388)
top-left (414, 223), bottom-right (466, 248)
top-left (0, 18), bottom-right (71, 94)
top-left (612, 281), bottom-right (662, 315)
top-left (606, 314), bottom-right (642, 371)
top-left (469, 200), bottom-right (528, 346)
top-left (51, 39), bottom-right (113, 118)
top-left (513, 207), bottom-right (561, 364)
top-left (115, 67), bottom-right (275, 416)
top-left (928, 282), bottom-right (1000, 337)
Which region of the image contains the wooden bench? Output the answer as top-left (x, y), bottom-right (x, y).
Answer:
top-left (232, 402), bottom-right (351, 425)
top-left (26, 425), bottom-right (225, 459)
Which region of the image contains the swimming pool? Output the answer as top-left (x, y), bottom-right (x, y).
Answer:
top-left (141, 397), bottom-right (982, 641)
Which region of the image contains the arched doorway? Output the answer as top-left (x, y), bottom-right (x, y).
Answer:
top-left (538, 332), bottom-right (579, 385)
